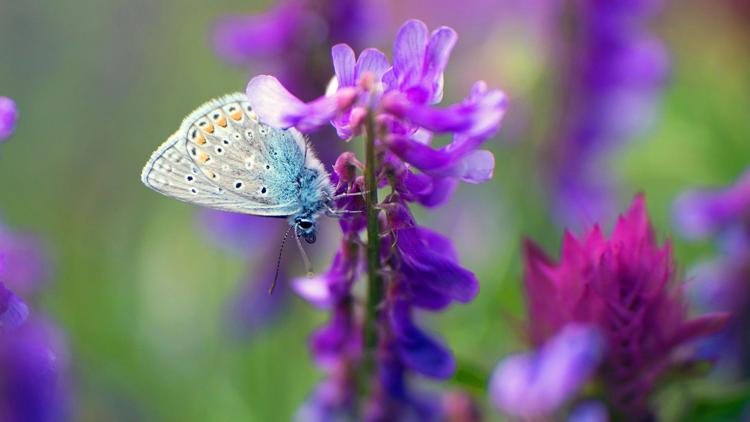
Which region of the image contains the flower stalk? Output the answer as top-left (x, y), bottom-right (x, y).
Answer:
top-left (363, 109), bottom-right (382, 380)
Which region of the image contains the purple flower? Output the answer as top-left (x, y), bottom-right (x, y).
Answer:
top-left (0, 97), bottom-right (18, 141)
top-left (673, 169), bottom-right (750, 250)
top-left (0, 222), bottom-right (51, 297)
top-left (250, 19), bottom-right (502, 419)
top-left (246, 19), bottom-right (508, 199)
top-left (548, 0), bottom-right (669, 228)
top-left (568, 401), bottom-right (610, 422)
top-left (0, 280), bottom-right (68, 421)
top-left (522, 195), bottom-right (728, 418)
top-left (674, 169), bottom-right (750, 378)
top-left (489, 324), bottom-right (604, 419)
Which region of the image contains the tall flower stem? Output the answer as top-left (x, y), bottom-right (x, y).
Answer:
top-left (363, 110), bottom-right (382, 379)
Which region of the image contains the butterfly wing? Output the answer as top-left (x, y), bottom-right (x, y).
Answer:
top-left (141, 93), bottom-right (305, 216)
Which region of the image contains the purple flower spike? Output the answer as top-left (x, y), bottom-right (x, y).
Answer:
top-left (245, 19), bottom-right (506, 420)
top-left (489, 324), bottom-right (604, 419)
top-left (0, 97), bottom-right (18, 141)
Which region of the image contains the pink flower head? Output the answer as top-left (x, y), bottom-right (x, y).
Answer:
top-left (523, 194), bottom-right (729, 417)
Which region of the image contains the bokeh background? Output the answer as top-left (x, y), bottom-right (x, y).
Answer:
top-left (1, 0), bottom-right (749, 420)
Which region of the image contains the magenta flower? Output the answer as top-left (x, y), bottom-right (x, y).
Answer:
top-left (0, 97), bottom-right (18, 141)
top-left (522, 195), bottom-right (728, 418)
top-left (490, 324), bottom-right (604, 420)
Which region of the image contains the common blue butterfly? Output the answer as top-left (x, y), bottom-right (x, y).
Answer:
top-left (141, 93), bottom-right (335, 244)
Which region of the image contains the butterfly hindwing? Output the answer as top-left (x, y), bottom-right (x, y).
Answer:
top-left (141, 93), bottom-right (305, 216)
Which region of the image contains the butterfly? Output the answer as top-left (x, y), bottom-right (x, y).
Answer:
top-left (141, 92), bottom-right (337, 245)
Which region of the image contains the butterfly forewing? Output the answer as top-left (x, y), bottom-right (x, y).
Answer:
top-left (141, 93), bottom-right (305, 216)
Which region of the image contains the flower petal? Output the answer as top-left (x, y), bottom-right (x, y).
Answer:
top-left (0, 97), bottom-right (18, 141)
top-left (397, 227), bottom-right (479, 306)
top-left (246, 75), bottom-right (357, 132)
top-left (390, 301), bottom-right (455, 379)
top-left (0, 282), bottom-right (28, 333)
top-left (489, 324), bottom-right (603, 419)
top-left (383, 85), bottom-right (507, 139)
top-left (424, 26), bottom-right (458, 103)
top-left (332, 44), bottom-right (356, 87)
top-left (392, 19), bottom-right (429, 89)
top-left (355, 48), bottom-right (390, 83)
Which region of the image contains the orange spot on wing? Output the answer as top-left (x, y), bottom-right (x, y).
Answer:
top-left (203, 122), bottom-right (214, 134)
top-left (230, 111), bottom-right (242, 121)
top-left (198, 151), bottom-right (210, 163)
top-left (216, 116), bottom-right (228, 127)
top-left (196, 134), bottom-right (206, 145)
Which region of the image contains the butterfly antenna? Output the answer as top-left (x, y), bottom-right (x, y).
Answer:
top-left (269, 225), bottom-right (293, 294)
top-left (294, 232), bottom-right (314, 277)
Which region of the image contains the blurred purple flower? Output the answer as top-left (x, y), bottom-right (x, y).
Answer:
top-left (548, 0), bottom-right (669, 228)
top-left (673, 169), bottom-right (750, 252)
top-left (0, 97), bottom-right (18, 141)
top-left (0, 223), bottom-right (51, 297)
top-left (0, 317), bottom-right (68, 422)
top-left (523, 195), bottom-right (728, 418)
top-left (251, 19), bottom-right (504, 420)
top-left (568, 401), bottom-right (609, 422)
top-left (674, 169), bottom-right (750, 378)
top-left (212, 0), bottom-right (381, 100)
top-left (490, 324), bottom-right (604, 419)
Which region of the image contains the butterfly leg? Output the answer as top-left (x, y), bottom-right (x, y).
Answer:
top-left (331, 190), bottom-right (370, 201)
top-left (325, 205), bottom-right (364, 218)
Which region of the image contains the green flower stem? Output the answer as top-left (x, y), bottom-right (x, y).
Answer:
top-left (363, 110), bottom-right (382, 386)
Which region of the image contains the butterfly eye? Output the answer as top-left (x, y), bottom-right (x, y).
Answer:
top-left (298, 220), bottom-right (313, 230)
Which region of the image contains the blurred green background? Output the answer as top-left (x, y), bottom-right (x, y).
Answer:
top-left (1, 0), bottom-right (749, 420)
